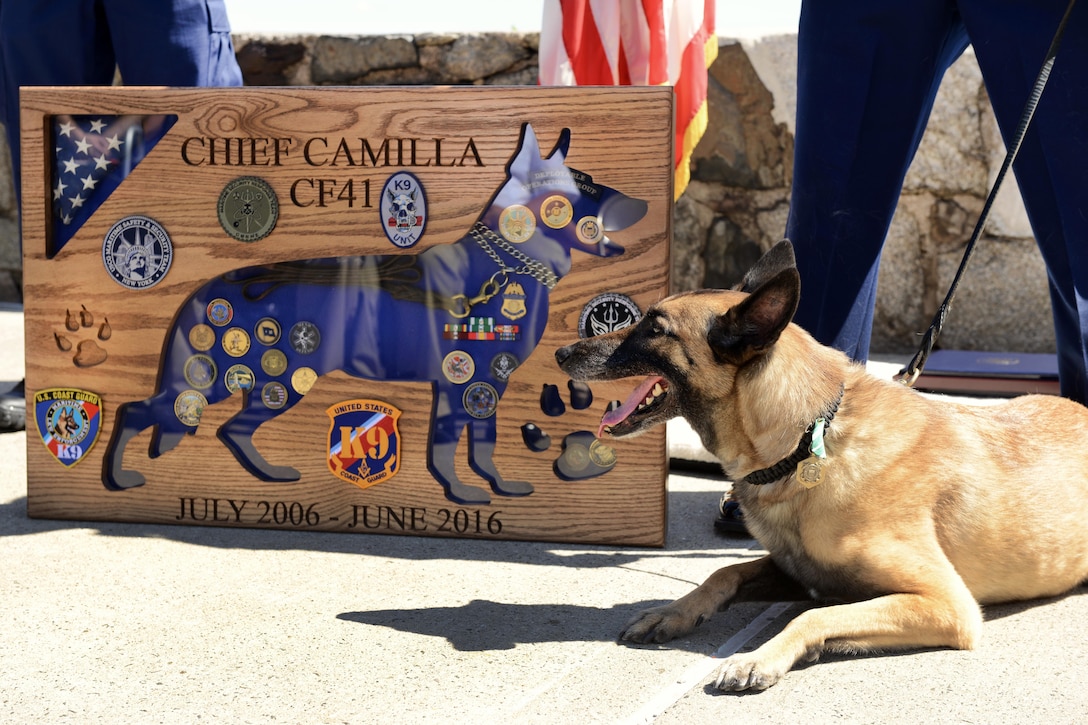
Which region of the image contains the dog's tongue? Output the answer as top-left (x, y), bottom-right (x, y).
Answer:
top-left (598, 376), bottom-right (663, 437)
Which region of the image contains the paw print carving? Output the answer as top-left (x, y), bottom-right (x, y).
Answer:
top-left (54, 305), bottom-right (111, 368)
top-left (521, 380), bottom-right (618, 480)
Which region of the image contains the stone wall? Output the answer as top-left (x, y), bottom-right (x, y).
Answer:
top-left (702, 36), bottom-right (1052, 355)
top-left (0, 32), bottom-right (1053, 353)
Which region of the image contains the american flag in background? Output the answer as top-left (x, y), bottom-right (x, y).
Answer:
top-left (52, 115), bottom-right (174, 252)
top-left (539, 0), bottom-right (717, 199)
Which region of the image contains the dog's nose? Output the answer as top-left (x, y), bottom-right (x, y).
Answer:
top-left (555, 345), bottom-right (572, 368)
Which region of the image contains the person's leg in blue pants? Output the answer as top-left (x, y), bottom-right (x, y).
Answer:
top-left (0, 0), bottom-right (242, 431)
top-left (0, 0), bottom-right (243, 199)
top-left (960, 0), bottom-right (1088, 404)
top-left (786, 0), bottom-right (969, 362)
top-left (787, 0), bottom-right (1088, 404)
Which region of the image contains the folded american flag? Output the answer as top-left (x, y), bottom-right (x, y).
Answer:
top-left (51, 114), bottom-right (175, 253)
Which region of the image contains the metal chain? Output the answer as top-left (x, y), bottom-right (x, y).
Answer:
top-left (470, 222), bottom-right (558, 289)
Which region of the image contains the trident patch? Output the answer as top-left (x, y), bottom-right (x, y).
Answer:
top-left (326, 399), bottom-right (402, 490)
top-left (34, 387), bottom-right (102, 468)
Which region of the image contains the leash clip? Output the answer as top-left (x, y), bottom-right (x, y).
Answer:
top-left (448, 272), bottom-right (508, 318)
top-left (894, 366), bottom-right (921, 388)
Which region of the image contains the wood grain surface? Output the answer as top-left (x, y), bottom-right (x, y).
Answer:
top-left (21, 86), bottom-right (673, 545)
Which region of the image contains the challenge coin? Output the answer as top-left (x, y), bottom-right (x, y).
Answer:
top-left (575, 215), bottom-right (603, 245)
top-left (541, 195), bottom-right (573, 228)
top-left (224, 364), bottom-right (256, 394)
top-left (442, 351), bottom-right (475, 384)
top-left (261, 349), bottom-right (288, 377)
top-left (183, 354), bottom-right (217, 390)
top-left (217, 176), bottom-right (279, 242)
top-left (462, 381), bottom-right (499, 419)
top-left (289, 321), bottom-right (321, 354)
top-left (261, 382), bottom-right (288, 410)
top-left (221, 327), bottom-right (251, 358)
top-left (174, 390), bottom-right (207, 427)
top-left (254, 317), bottom-right (281, 346)
top-left (499, 204), bottom-right (536, 243)
top-left (206, 298), bottom-right (233, 327)
top-left (291, 366), bottom-right (318, 395)
top-left (188, 323), bottom-right (215, 352)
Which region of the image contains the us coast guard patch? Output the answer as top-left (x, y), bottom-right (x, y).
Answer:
top-left (102, 215), bottom-right (172, 289)
top-left (327, 399), bottom-right (402, 490)
top-left (34, 387), bottom-right (102, 468)
top-left (381, 171), bottom-right (426, 248)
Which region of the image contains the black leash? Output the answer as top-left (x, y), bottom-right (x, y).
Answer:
top-left (896, 0), bottom-right (1078, 387)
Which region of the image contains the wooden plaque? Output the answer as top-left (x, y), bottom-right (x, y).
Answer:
top-left (21, 86), bottom-right (673, 545)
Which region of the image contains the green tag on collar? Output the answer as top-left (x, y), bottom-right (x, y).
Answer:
top-left (809, 418), bottom-right (827, 459)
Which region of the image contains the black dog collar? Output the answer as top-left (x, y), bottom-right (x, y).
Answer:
top-left (742, 383), bottom-right (845, 486)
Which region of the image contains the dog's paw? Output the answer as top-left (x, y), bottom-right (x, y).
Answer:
top-left (522, 379), bottom-right (618, 481)
top-left (55, 305), bottom-right (111, 367)
top-left (619, 603), bottom-right (701, 644)
top-left (554, 430), bottom-right (616, 480)
top-left (713, 653), bottom-right (786, 692)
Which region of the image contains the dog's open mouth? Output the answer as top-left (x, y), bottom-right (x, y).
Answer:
top-left (598, 375), bottom-right (669, 438)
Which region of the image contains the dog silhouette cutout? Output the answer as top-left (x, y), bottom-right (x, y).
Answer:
top-left (103, 124), bottom-right (647, 504)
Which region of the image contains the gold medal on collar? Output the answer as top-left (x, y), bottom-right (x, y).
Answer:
top-left (796, 458), bottom-right (825, 488)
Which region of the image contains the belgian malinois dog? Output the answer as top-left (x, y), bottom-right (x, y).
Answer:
top-left (555, 240), bottom-right (1088, 691)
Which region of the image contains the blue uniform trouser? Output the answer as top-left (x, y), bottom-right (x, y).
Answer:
top-left (0, 0), bottom-right (243, 197)
top-left (787, 0), bottom-right (1088, 403)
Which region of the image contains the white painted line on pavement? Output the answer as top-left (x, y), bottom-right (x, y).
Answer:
top-left (618, 602), bottom-right (793, 725)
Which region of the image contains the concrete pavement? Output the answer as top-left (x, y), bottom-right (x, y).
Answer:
top-left (3, 305), bottom-right (1086, 724)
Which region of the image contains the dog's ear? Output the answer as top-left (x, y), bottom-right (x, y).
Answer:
top-left (547, 128), bottom-right (572, 160)
top-left (708, 267), bottom-right (800, 364)
top-left (738, 239), bottom-right (796, 293)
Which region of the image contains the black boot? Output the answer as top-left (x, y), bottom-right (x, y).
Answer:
top-left (0, 379), bottom-right (26, 432)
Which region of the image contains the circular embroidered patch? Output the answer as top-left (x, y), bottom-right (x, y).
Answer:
top-left (578, 292), bottom-right (642, 338)
top-left (101, 215), bottom-right (173, 289)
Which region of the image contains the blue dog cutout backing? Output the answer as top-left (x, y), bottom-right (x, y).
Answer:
top-left (103, 124), bottom-right (648, 505)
